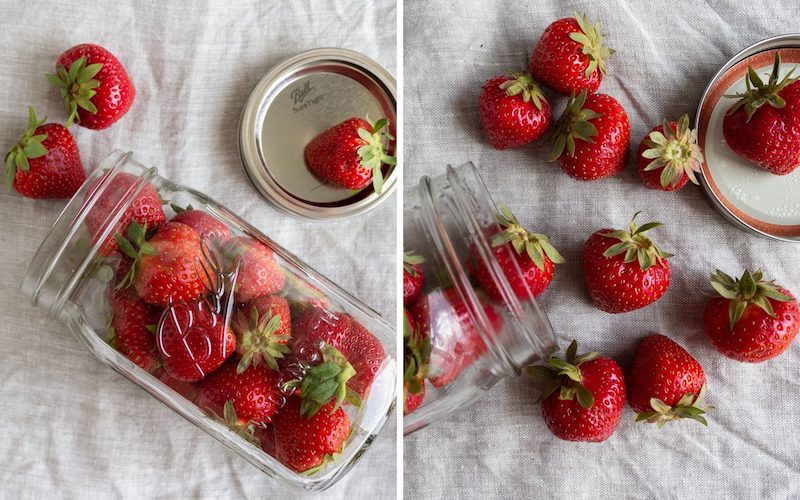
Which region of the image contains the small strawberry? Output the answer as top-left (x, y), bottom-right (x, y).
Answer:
top-left (583, 212), bottom-right (671, 313)
top-left (479, 72), bottom-right (551, 149)
top-left (109, 291), bottom-right (160, 373)
top-left (304, 117), bottom-right (396, 194)
top-left (233, 295), bottom-right (292, 372)
top-left (468, 205), bottom-right (564, 302)
top-left (199, 360), bottom-right (283, 425)
top-left (628, 334), bottom-right (709, 427)
top-left (403, 250), bottom-right (426, 306)
top-left (529, 13), bottom-right (614, 96)
top-left (172, 209), bottom-right (233, 245)
top-left (272, 397), bottom-right (351, 473)
top-left (704, 269), bottom-right (799, 362)
top-left (525, 340), bottom-right (626, 442)
top-left (403, 309), bottom-right (429, 416)
top-left (228, 237), bottom-right (286, 303)
top-left (48, 43), bottom-right (135, 129)
top-left (550, 90), bottom-right (630, 180)
top-left (722, 53), bottom-right (800, 175)
top-left (5, 106), bottom-right (85, 198)
top-left (638, 114), bottom-right (704, 191)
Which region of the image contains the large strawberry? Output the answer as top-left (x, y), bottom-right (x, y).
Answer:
top-left (272, 397), bottom-right (351, 473)
top-left (109, 291), bottom-right (160, 373)
top-left (403, 250), bottom-right (426, 306)
top-left (468, 205), bottom-right (564, 302)
top-left (583, 212), bottom-right (671, 313)
top-left (199, 360), bottom-right (282, 425)
top-left (228, 237), bottom-right (285, 303)
top-left (525, 340), bottom-right (626, 442)
top-left (5, 107), bottom-right (85, 198)
top-left (529, 13), bottom-right (614, 96)
top-left (637, 114), bottom-right (704, 191)
top-left (48, 43), bottom-right (135, 129)
top-left (550, 90), bottom-right (630, 180)
top-left (722, 53), bottom-right (800, 175)
top-left (172, 209), bottom-right (233, 245)
top-left (233, 294), bottom-right (291, 372)
top-left (403, 309), bottom-right (429, 416)
top-left (704, 269), bottom-right (799, 362)
top-left (304, 117), bottom-right (396, 194)
top-left (479, 72), bottom-right (551, 149)
top-left (628, 334), bottom-right (709, 427)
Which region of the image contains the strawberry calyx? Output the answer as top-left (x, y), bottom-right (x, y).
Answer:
top-left (570, 12), bottom-right (615, 78)
top-left (724, 52), bottom-right (799, 122)
top-left (113, 221), bottom-right (156, 289)
top-left (301, 450), bottom-right (344, 477)
top-left (524, 339), bottom-right (599, 409)
top-left (234, 306), bottom-right (291, 373)
top-left (492, 205), bottom-right (565, 272)
top-left (5, 106), bottom-right (49, 191)
top-left (403, 310), bottom-right (430, 395)
top-left (403, 250), bottom-right (426, 276)
top-left (635, 383), bottom-right (710, 428)
top-left (290, 343), bottom-right (362, 418)
top-left (47, 56), bottom-right (104, 127)
top-left (221, 400), bottom-right (260, 446)
top-left (550, 90), bottom-right (602, 160)
top-left (598, 212), bottom-right (672, 270)
top-left (356, 117), bottom-right (396, 195)
top-left (710, 269), bottom-right (793, 331)
top-left (642, 114), bottom-right (704, 188)
top-left (498, 72), bottom-right (546, 111)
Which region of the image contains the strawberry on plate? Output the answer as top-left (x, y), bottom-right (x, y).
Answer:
top-left (403, 309), bottom-right (429, 415)
top-left (304, 117), bottom-right (396, 194)
top-left (109, 291), bottom-right (161, 373)
top-left (583, 212), bottom-right (671, 313)
top-left (403, 250), bottom-right (426, 306)
top-left (479, 72), bottom-right (551, 149)
top-left (628, 334), bottom-right (709, 427)
top-left (468, 205), bottom-right (564, 302)
top-left (228, 236), bottom-right (285, 303)
top-left (48, 43), bottom-right (135, 129)
top-left (637, 114), bottom-right (704, 191)
top-left (722, 53), bottom-right (800, 175)
top-left (172, 209), bottom-right (233, 245)
top-left (233, 294), bottom-right (292, 372)
top-left (199, 359), bottom-right (283, 425)
top-left (529, 13), bottom-right (614, 96)
top-left (525, 340), bottom-right (626, 442)
top-left (704, 269), bottom-right (799, 362)
top-left (550, 90), bottom-right (630, 180)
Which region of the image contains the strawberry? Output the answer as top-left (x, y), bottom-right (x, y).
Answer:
top-left (550, 90), bottom-right (629, 180)
top-left (704, 269), bottom-right (799, 362)
top-left (343, 320), bottom-right (387, 399)
top-left (479, 72), bottom-right (551, 149)
top-left (157, 300), bottom-right (236, 381)
top-left (109, 291), bottom-right (160, 373)
top-left (5, 106), bottom-right (85, 198)
top-left (48, 43), bottom-right (135, 129)
top-left (468, 205), bottom-right (564, 302)
top-left (405, 384), bottom-right (425, 416)
top-left (529, 13), bottom-right (614, 96)
top-left (583, 212), bottom-right (671, 313)
top-left (722, 53), bottom-right (800, 175)
top-left (233, 294), bottom-right (291, 372)
top-left (637, 114), bottom-right (704, 191)
top-left (628, 334), bottom-right (709, 427)
top-left (272, 397), bottom-right (350, 473)
top-left (199, 360), bottom-right (283, 425)
top-left (282, 273), bottom-right (329, 315)
top-left (403, 250), bottom-right (426, 306)
top-left (172, 209), bottom-right (233, 245)
top-left (304, 117), bottom-right (396, 194)
top-left (525, 340), bottom-right (626, 442)
top-left (229, 237), bottom-right (285, 303)
top-left (404, 309), bottom-right (429, 415)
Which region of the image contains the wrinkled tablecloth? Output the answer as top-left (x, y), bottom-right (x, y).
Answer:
top-left (403, 1), bottom-right (800, 498)
top-left (0, 1), bottom-right (396, 498)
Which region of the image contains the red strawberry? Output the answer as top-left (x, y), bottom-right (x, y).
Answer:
top-left (403, 250), bottom-right (426, 306)
top-left (468, 205), bottom-right (564, 302)
top-left (109, 291), bottom-right (160, 373)
top-left (525, 340), bottom-right (626, 442)
top-left (583, 213), bottom-right (671, 313)
top-left (404, 384), bottom-right (425, 416)
top-left (722, 53), bottom-right (800, 175)
top-left (529, 14), bottom-right (614, 96)
top-left (403, 308), bottom-right (429, 416)
top-left (254, 425), bottom-right (276, 456)
top-left (272, 397), bottom-right (350, 473)
top-left (550, 90), bottom-right (630, 180)
top-left (229, 237), bottom-right (285, 303)
top-left (48, 43), bottom-right (135, 129)
top-left (704, 269), bottom-right (799, 362)
top-left (233, 295), bottom-right (292, 372)
top-left (304, 117), bottom-right (396, 194)
top-left (5, 107), bottom-right (85, 198)
top-left (637, 114), bottom-right (704, 191)
top-left (199, 360), bottom-right (283, 425)
top-left (172, 209), bottom-right (232, 245)
top-left (628, 334), bottom-right (709, 427)
top-left (479, 72), bottom-right (551, 149)
top-left (157, 300), bottom-right (236, 381)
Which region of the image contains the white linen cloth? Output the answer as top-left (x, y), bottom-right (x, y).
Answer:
top-left (403, 1), bottom-right (800, 498)
top-left (0, 1), bottom-right (396, 498)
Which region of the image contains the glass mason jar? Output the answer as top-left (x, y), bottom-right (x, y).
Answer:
top-left (403, 163), bottom-right (557, 434)
top-left (21, 150), bottom-right (396, 492)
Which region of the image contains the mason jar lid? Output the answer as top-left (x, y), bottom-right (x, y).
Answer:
top-left (238, 48), bottom-right (397, 220)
